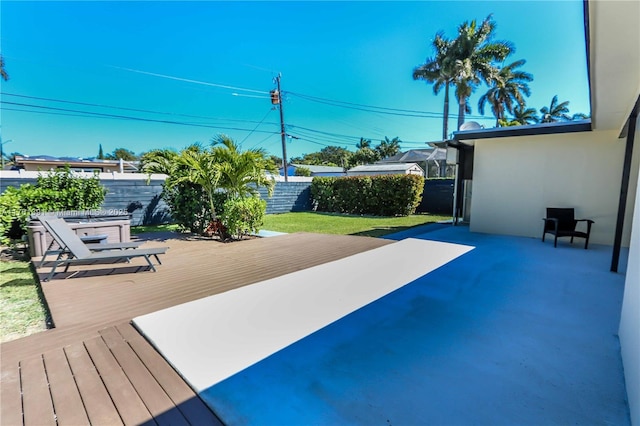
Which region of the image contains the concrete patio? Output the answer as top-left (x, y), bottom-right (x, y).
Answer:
top-left (182, 225), bottom-right (630, 425)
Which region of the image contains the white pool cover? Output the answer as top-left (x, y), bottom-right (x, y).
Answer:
top-left (133, 238), bottom-right (473, 392)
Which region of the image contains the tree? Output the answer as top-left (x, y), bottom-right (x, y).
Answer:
top-left (0, 55), bottom-right (9, 81)
top-left (450, 15), bottom-right (513, 129)
top-left (268, 155), bottom-right (283, 168)
top-left (376, 136), bottom-right (401, 159)
top-left (290, 146), bottom-right (351, 167)
top-left (540, 95), bottom-right (572, 123)
top-left (105, 148), bottom-right (138, 161)
top-left (356, 137), bottom-right (372, 150)
top-left (210, 134), bottom-right (277, 199)
top-left (510, 104), bottom-right (540, 125)
top-left (478, 59), bottom-right (533, 126)
top-left (97, 144), bottom-right (105, 160)
top-left (140, 148), bottom-right (179, 175)
top-left (348, 147), bottom-right (380, 168)
top-left (171, 146), bottom-right (222, 223)
top-left (413, 32), bottom-right (455, 140)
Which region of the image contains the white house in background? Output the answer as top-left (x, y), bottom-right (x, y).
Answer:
top-left (12, 155), bottom-right (139, 173)
top-left (283, 164), bottom-right (346, 177)
top-left (377, 148), bottom-right (449, 177)
top-left (448, 1), bottom-right (639, 423)
top-left (348, 162), bottom-right (424, 177)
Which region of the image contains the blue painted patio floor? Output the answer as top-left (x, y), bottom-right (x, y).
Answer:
top-left (201, 226), bottom-right (629, 425)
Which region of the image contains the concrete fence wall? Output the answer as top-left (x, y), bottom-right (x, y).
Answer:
top-left (0, 172), bottom-right (313, 225)
top-left (1, 172), bottom-right (452, 224)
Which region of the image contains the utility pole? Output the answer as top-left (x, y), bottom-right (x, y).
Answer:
top-left (272, 74), bottom-right (288, 182)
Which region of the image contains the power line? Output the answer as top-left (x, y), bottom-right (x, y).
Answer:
top-left (1, 92), bottom-right (280, 126)
top-left (112, 67), bottom-right (270, 94)
top-left (0, 101), bottom-right (279, 135)
top-left (240, 108), bottom-right (274, 145)
top-left (287, 90), bottom-right (491, 120)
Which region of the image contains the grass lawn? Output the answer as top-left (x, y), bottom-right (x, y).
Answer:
top-left (0, 260), bottom-right (47, 343)
top-left (262, 212), bottom-right (451, 238)
top-left (131, 223), bottom-right (180, 235)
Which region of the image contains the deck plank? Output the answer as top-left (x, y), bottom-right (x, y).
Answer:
top-left (99, 327), bottom-right (189, 426)
top-left (64, 342), bottom-right (123, 425)
top-left (42, 348), bottom-right (90, 426)
top-left (83, 336), bottom-right (154, 426)
top-left (20, 355), bottom-right (56, 426)
top-left (117, 323), bottom-right (223, 425)
top-left (0, 362), bottom-right (24, 426)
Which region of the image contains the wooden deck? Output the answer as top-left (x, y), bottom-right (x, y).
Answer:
top-left (1, 232), bottom-right (390, 425)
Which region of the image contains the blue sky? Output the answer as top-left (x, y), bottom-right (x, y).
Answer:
top-left (0, 1), bottom-right (589, 160)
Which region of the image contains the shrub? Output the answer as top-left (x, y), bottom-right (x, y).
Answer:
top-left (294, 166), bottom-right (311, 177)
top-left (310, 174), bottom-right (424, 216)
top-left (219, 196), bottom-right (266, 240)
top-left (0, 187), bottom-right (23, 244)
top-left (161, 182), bottom-right (230, 234)
top-left (0, 168), bottom-right (107, 245)
top-left (310, 177), bottom-right (336, 211)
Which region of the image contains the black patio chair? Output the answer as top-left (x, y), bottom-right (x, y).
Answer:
top-left (542, 207), bottom-right (594, 249)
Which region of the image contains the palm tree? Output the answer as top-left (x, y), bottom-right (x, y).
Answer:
top-left (139, 148), bottom-right (179, 175)
top-left (478, 59), bottom-right (533, 126)
top-left (413, 32), bottom-right (455, 140)
top-left (172, 148), bottom-right (222, 223)
top-left (210, 134), bottom-right (277, 200)
top-left (376, 136), bottom-right (401, 159)
top-left (540, 95), bottom-right (571, 123)
top-left (510, 105), bottom-right (540, 125)
top-left (0, 55), bottom-right (9, 81)
top-left (450, 15), bottom-right (513, 129)
top-left (356, 137), bottom-right (372, 150)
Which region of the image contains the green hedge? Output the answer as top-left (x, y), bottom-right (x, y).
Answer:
top-left (311, 174), bottom-right (424, 216)
top-left (0, 167), bottom-right (107, 245)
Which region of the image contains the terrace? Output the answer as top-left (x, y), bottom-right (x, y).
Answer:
top-left (0, 225), bottom-right (632, 424)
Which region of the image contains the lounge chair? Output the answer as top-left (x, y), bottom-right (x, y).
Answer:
top-left (38, 217), bottom-right (168, 281)
top-left (36, 217), bottom-right (144, 267)
top-left (542, 207), bottom-right (594, 249)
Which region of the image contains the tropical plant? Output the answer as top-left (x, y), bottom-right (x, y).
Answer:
top-left (449, 15), bottom-right (513, 129)
top-left (140, 148), bottom-right (180, 175)
top-left (478, 59), bottom-right (533, 126)
top-left (510, 104), bottom-right (540, 125)
top-left (348, 147), bottom-right (380, 168)
top-left (540, 95), bottom-right (572, 123)
top-left (210, 134), bottom-right (277, 199)
top-left (413, 32), bottom-right (455, 140)
top-left (376, 136), bottom-right (401, 159)
top-left (571, 112), bottom-right (590, 120)
top-left (0, 55), bottom-right (9, 81)
top-left (171, 148), bottom-right (222, 223)
top-left (219, 196), bottom-right (267, 240)
top-left (356, 137), bottom-right (372, 150)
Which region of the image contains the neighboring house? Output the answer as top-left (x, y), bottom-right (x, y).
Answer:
top-left (377, 148), bottom-right (449, 177)
top-left (348, 162), bottom-right (424, 176)
top-left (447, 2), bottom-right (639, 423)
top-left (281, 164), bottom-right (346, 177)
top-left (12, 155), bottom-right (139, 173)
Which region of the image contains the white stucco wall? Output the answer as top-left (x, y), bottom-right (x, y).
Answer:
top-left (469, 130), bottom-right (639, 246)
top-left (619, 119), bottom-right (640, 426)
